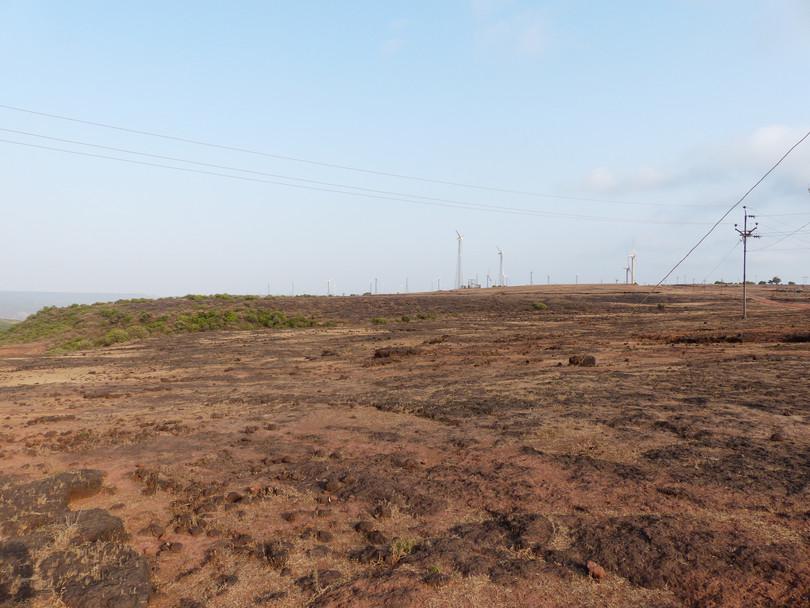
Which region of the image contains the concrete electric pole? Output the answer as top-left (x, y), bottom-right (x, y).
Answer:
top-left (734, 205), bottom-right (759, 319)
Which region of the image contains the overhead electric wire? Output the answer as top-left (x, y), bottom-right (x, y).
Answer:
top-left (754, 219), bottom-right (810, 252)
top-left (643, 128), bottom-right (810, 294)
top-left (701, 239), bottom-right (741, 283)
top-left (751, 245), bottom-right (810, 252)
top-left (0, 127), bottom-right (711, 217)
top-left (0, 102), bottom-right (719, 209)
top-left (0, 137), bottom-right (720, 226)
top-left (754, 214), bottom-right (810, 247)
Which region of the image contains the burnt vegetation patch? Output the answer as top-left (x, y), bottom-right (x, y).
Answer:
top-left (564, 514), bottom-right (810, 608)
top-left (0, 471), bottom-right (151, 607)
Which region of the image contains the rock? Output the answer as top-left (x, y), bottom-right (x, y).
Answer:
top-left (0, 471), bottom-right (152, 607)
top-left (0, 540), bottom-right (34, 603)
top-left (295, 569), bottom-right (342, 593)
top-left (225, 491), bottom-right (244, 503)
top-left (71, 509), bottom-right (126, 544)
top-left (139, 522), bottom-right (165, 538)
top-left (308, 544), bottom-right (330, 558)
top-left (254, 590), bottom-right (288, 604)
top-left (256, 541), bottom-right (290, 569)
top-left (215, 574), bottom-right (238, 592)
top-left (569, 355), bottom-right (596, 367)
top-left (322, 476), bottom-right (342, 493)
top-left (354, 520), bottom-right (375, 534)
top-left (587, 560), bottom-right (606, 581)
top-left (316, 530), bottom-right (334, 543)
top-left (365, 529), bottom-right (389, 545)
top-left (373, 346), bottom-right (419, 359)
top-left (770, 431), bottom-right (785, 441)
top-left (280, 511), bottom-right (298, 523)
top-left (158, 541), bottom-right (183, 554)
top-left (351, 545), bottom-right (391, 564)
top-left (423, 570), bottom-right (450, 586)
top-left (371, 502), bottom-right (393, 519)
top-left (39, 544), bottom-right (151, 607)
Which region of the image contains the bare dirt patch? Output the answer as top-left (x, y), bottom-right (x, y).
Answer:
top-left (1, 285), bottom-right (809, 607)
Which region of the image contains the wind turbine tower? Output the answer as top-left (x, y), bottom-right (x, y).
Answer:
top-left (497, 247), bottom-right (504, 287)
top-left (455, 231), bottom-right (463, 289)
top-left (629, 250), bottom-right (637, 284)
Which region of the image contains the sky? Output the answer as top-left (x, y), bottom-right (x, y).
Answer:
top-left (1, 0), bottom-right (809, 296)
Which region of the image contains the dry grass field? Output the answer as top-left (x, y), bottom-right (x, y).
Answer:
top-left (1, 284), bottom-right (809, 608)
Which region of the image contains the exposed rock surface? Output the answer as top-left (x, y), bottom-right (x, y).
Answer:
top-left (0, 470), bottom-right (151, 607)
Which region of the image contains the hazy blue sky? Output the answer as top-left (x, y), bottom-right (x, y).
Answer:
top-left (2, 1), bottom-right (809, 295)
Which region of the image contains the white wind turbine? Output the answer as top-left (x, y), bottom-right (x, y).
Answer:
top-left (628, 250), bottom-right (637, 284)
top-left (497, 247), bottom-right (504, 287)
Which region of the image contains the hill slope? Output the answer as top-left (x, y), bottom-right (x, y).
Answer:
top-left (0, 318), bottom-right (18, 332)
top-left (0, 295), bottom-right (319, 352)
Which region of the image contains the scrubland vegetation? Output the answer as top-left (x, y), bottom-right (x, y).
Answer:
top-left (0, 295), bottom-right (318, 352)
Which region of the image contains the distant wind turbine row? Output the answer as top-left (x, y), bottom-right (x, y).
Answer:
top-left (277, 232), bottom-right (640, 296)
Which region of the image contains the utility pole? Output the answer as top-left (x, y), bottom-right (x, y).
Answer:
top-left (735, 205), bottom-right (759, 319)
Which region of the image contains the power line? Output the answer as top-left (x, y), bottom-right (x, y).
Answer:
top-left (750, 245), bottom-right (810, 252)
top-left (754, 219), bottom-right (810, 252)
top-left (0, 127), bottom-right (716, 220)
top-left (0, 102), bottom-right (720, 209)
top-left (644, 128), bottom-right (810, 293)
top-left (753, 214), bottom-right (810, 247)
top-left (701, 239), bottom-right (740, 283)
top-left (0, 137), bottom-right (719, 226)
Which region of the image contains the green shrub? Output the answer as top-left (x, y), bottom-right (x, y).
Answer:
top-left (98, 328), bottom-right (129, 346)
top-left (371, 317), bottom-right (388, 325)
top-left (2, 297), bottom-right (319, 352)
top-left (145, 315), bottom-right (169, 333)
top-left (389, 537), bottom-right (417, 563)
top-left (531, 301), bottom-right (548, 311)
top-left (175, 310), bottom-right (234, 332)
top-left (99, 308), bottom-right (132, 325)
top-left (126, 325), bottom-right (149, 339)
top-left (59, 338), bottom-right (93, 352)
